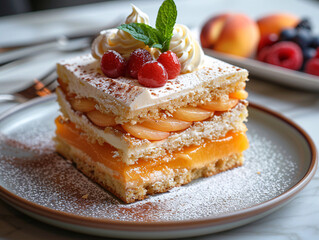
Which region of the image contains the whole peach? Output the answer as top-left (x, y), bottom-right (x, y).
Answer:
top-left (200, 13), bottom-right (260, 57)
top-left (257, 13), bottom-right (299, 37)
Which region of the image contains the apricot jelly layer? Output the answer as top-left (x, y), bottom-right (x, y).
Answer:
top-left (55, 117), bottom-right (249, 185)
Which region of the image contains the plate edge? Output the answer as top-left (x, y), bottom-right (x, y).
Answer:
top-left (0, 96), bottom-right (317, 231)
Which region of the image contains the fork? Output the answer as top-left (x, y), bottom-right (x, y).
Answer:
top-left (0, 37), bottom-right (91, 68)
top-left (0, 17), bottom-right (124, 67)
top-left (0, 67), bottom-right (57, 103)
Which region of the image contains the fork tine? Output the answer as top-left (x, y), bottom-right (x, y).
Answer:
top-left (36, 73), bottom-right (57, 96)
top-left (42, 72), bottom-right (57, 86)
top-left (14, 66), bottom-right (57, 100)
top-left (37, 66), bottom-right (57, 84)
top-left (46, 79), bottom-right (58, 92)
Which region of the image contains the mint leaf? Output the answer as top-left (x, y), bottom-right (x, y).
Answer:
top-left (153, 43), bottom-right (163, 49)
top-left (156, 0), bottom-right (177, 51)
top-left (117, 0), bottom-right (177, 52)
top-left (118, 23), bottom-right (163, 49)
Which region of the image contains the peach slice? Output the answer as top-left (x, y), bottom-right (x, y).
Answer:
top-left (199, 99), bottom-right (238, 111)
top-left (57, 78), bottom-right (68, 93)
top-left (86, 110), bottom-right (116, 127)
top-left (122, 123), bottom-right (170, 141)
top-left (70, 98), bottom-right (96, 112)
top-left (141, 118), bottom-right (192, 132)
top-left (229, 90), bottom-right (248, 100)
top-left (172, 107), bottom-right (213, 122)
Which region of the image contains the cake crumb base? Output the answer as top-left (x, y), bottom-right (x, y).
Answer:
top-left (54, 136), bottom-right (244, 203)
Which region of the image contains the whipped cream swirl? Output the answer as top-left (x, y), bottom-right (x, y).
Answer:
top-left (91, 5), bottom-right (149, 59)
top-left (125, 4), bottom-right (149, 24)
top-left (91, 5), bottom-right (204, 73)
top-left (169, 24), bottom-right (204, 73)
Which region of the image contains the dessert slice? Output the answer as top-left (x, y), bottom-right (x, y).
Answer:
top-left (56, 54), bottom-right (248, 165)
top-left (54, 53), bottom-right (249, 203)
top-left (54, 1), bottom-right (249, 203)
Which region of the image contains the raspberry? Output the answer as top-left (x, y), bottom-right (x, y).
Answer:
top-left (305, 58), bottom-right (319, 76)
top-left (157, 51), bottom-right (181, 79)
top-left (265, 41), bottom-right (303, 70)
top-left (127, 49), bottom-right (153, 79)
top-left (100, 50), bottom-right (126, 78)
top-left (258, 33), bottom-right (278, 53)
top-left (138, 61), bottom-right (168, 88)
top-left (257, 47), bottom-right (270, 62)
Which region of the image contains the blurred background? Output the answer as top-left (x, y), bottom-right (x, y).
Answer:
top-left (0, 0), bottom-right (114, 16)
top-left (0, 0), bottom-right (318, 90)
top-left (0, 0), bottom-right (318, 16)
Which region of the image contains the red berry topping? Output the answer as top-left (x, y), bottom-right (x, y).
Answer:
top-left (265, 41), bottom-right (303, 70)
top-left (127, 48), bottom-right (153, 79)
top-left (100, 50), bottom-right (126, 78)
top-left (305, 58), bottom-right (319, 76)
top-left (257, 33), bottom-right (278, 53)
top-left (257, 47), bottom-right (270, 62)
top-left (138, 61), bottom-right (168, 88)
top-left (157, 51), bottom-right (181, 79)
top-left (315, 47), bottom-right (319, 58)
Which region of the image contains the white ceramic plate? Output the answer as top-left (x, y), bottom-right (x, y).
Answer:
top-left (204, 49), bottom-right (319, 91)
top-left (0, 95), bottom-right (317, 239)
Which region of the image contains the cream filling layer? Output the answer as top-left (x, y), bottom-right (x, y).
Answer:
top-left (56, 88), bottom-right (248, 164)
top-left (56, 54), bottom-right (248, 113)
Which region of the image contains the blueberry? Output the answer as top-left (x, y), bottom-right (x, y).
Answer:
top-left (293, 29), bottom-right (313, 48)
top-left (310, 36), bottom-right (319, 48)
top-left (295, 18), bottom-right (312, 31)
top-left (279, 28), bottom-right (297, 41)
top-left (300, 48), bottom-right (316, 71)
top-left (303, 48), bottom-right (316, 60)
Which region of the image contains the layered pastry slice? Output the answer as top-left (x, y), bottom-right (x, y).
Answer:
top-left (54, 54), bottom-right (249, 203)
top-left (54, 2), bottom-right (249, 203)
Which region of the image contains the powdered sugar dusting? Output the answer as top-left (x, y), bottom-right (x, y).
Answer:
top-left (0, 114), bottom-right (301, 222)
